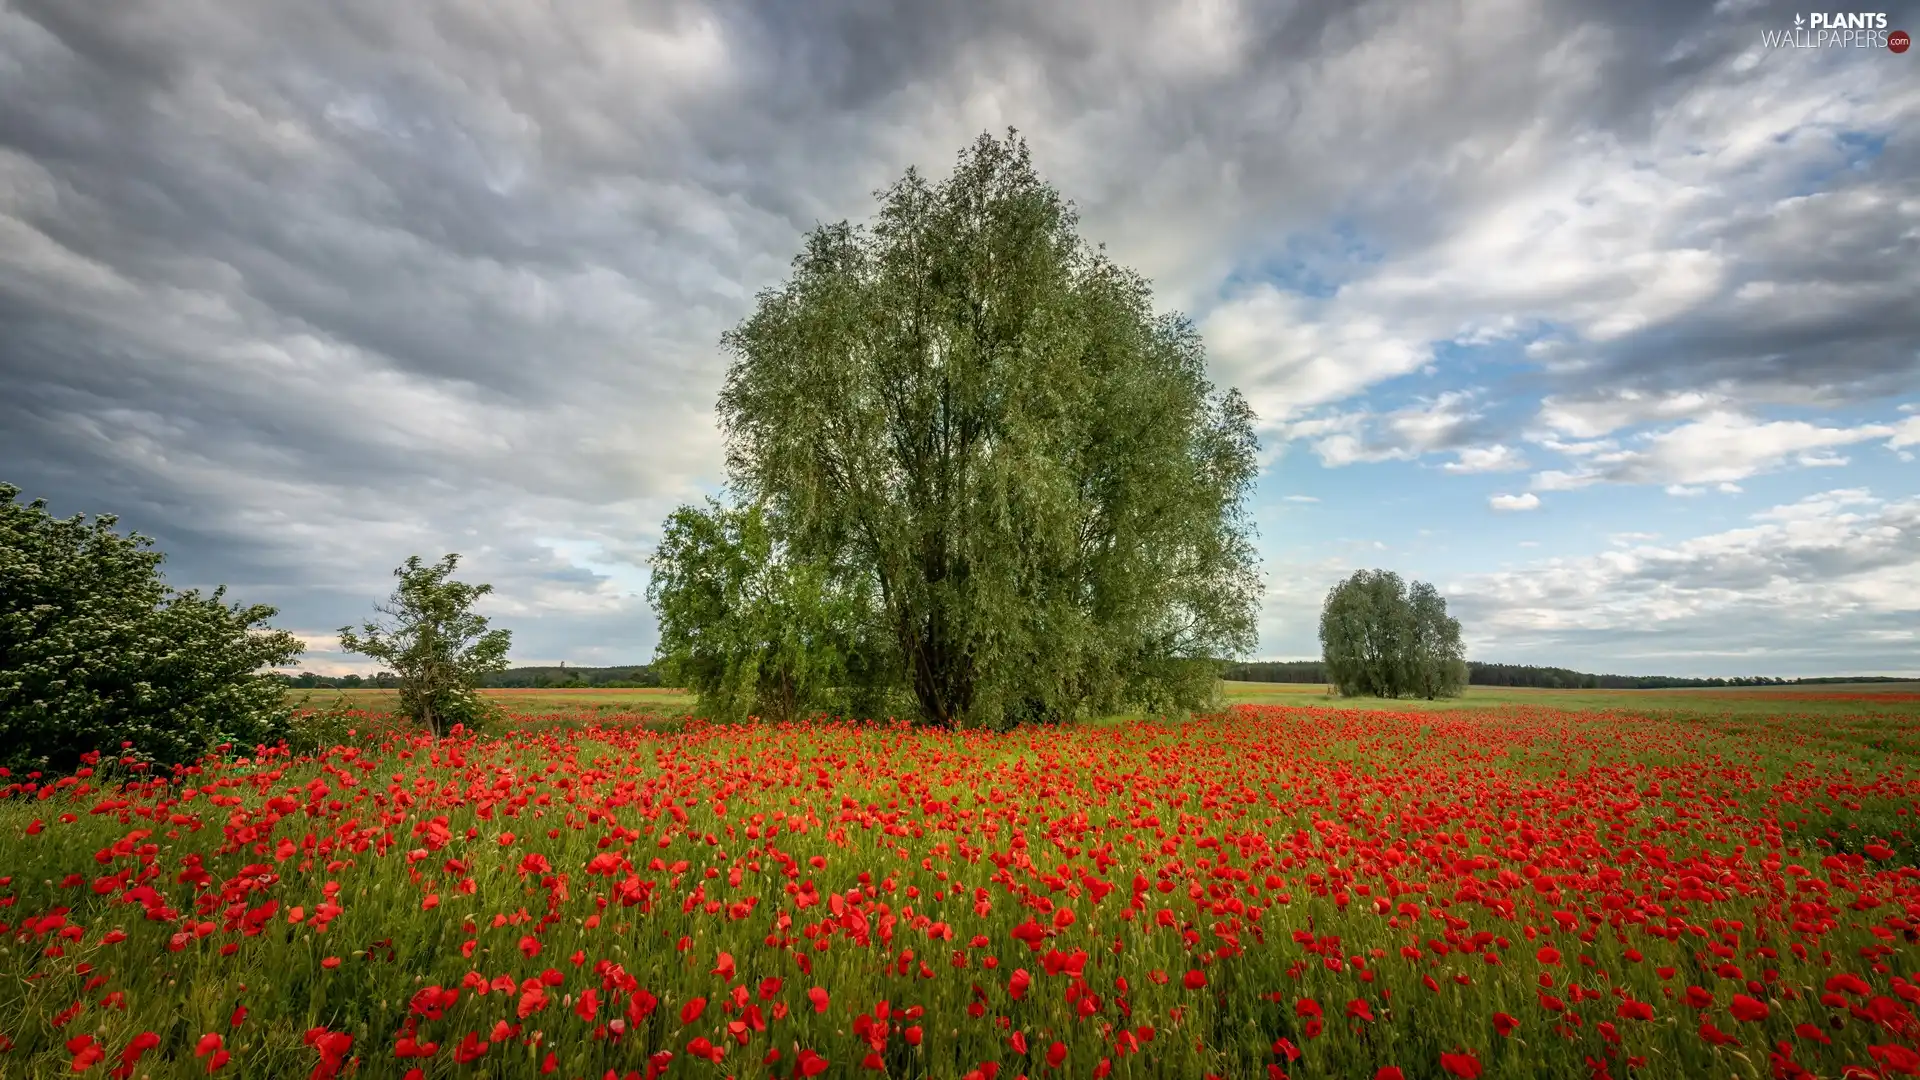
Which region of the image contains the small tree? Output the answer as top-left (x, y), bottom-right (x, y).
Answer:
top-left (0, 483), bottom-right (302, 770)
top-left (337, 555), bottom-right (511, 736)
top-left (1319, 569), bottom-right (1465, 699)
top-left (648, 500), bottom-right (879, 723)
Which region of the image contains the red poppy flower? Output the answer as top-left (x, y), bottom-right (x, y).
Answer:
top-left (1617, 1000), bottom-right (1654, 1022)
top-left (1698, 1019), bottom-right (1741, 1046)
top-left (1870, 1045), bottom-right (1920, 1075)
top-left (1827, 974), bottom-right (1872, 997)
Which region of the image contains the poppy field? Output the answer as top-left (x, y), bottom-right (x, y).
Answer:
top-left (3, 701), bottom-right (1920, 1079)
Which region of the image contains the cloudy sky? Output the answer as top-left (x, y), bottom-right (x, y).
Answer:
top-left (3, 0), bottom-right (1915, 677)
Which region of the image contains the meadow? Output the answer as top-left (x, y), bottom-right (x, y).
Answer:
top-left (284, 686), bottom-right (702, 717)
top-left (283, 681), bottom-right (1920, 720)
top-left (3, 686), bottom-right (1919, 1078)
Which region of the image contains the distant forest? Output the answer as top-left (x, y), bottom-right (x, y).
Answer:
top-left (1221, 661), bottom-right (1918, 690)
top-left (277, 661), bottom-right (1915, 692)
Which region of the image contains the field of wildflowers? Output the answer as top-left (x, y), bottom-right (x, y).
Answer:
top-left (4, 700), bottom-right (1920, 1079)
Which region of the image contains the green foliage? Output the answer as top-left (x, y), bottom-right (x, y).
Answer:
top-left (336, 555), bottom-right (511, 736)
top-left (713, 131), bottom-right (1261, 727)
top-left (0, 483), bottom-right (302, 770)
top-left (280, 702), bottom-right (404, 755)
top-left (647, 500), bottom-right (887, 723)
top-left (1319, 569), bottom-right (1466, 699)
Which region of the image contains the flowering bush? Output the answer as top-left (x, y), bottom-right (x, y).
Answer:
top-left (0, 484), bottom-right (301, 771)
top-left (0, 703), bottom-right (1917, 1078)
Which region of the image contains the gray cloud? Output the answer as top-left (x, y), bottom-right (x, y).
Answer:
top-left (1448, 489), bottom-right (1920, 674)
top-left (1215, 4), bottom-right (1918, 465)
top-left (2, 0), bottom-right (1911, 673)
top-left (1526, 411), bottom-right (1909, 490)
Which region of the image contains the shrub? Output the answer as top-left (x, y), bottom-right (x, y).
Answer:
top-left (0, 483), bottom-right (301, 770)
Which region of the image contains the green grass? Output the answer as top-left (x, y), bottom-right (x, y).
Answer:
top-left (1219, 679), bottom-right (1920, 715)
top-left (287, 680), bottom-right (1920, 726)
top-left (7, 698), bottom-right (1920, 1078)
top-left (285, 685), bottom-right (700, 716)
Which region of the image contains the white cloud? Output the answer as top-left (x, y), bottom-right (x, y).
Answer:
top-left (1524, 411), bottom-right (1901, 492)
top-left (1890, 415), bottom-right (1920, 449)
top-left (289, 632), bottom-right (344, 655)
top-left (1606, 412), bottom-right (1888, 484)
top-left (1204, 287), bottom-right (1433, 425)
top-left (1311, 433), bottom-right (1404, 467)
top-left (1752, 487), bottom-right (1876, 522)
top-left (1534, 469), bottom-right (1600, 492)
top-left (1284, 392), bottom-right (1485, 467)
top-left (1489, 492), bottom-right (1541, 511)
top-left (1282, 495), bottom-right (1320, 503)
top-left (1450, 490), bottom-right (1920, 671)
top-left (1444, 443), bottom-right (1530, 474)
top-left (1534, 390), bottom-right (1726, 439)
top-left (1254, 553), bottom-right (1360, 659)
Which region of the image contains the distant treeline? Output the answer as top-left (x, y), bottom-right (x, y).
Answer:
top-left (277, 664), bottom-right (663, 690)
top-left (482, 665), bottom-right (662, 688)
top-left (1220, 661), bottom-right (1918, 690)
top-left (279, 661), bottom-right (1915, 692)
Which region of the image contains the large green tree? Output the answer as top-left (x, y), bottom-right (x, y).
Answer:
top-left (337, 554), bottom-right (511, 736)
top-left (713, 131), bottom-right (1261, 727)
top-left (1406, 579), bottom-right (1469, 699)
top-left (647, 500), bottom-right (882, 723)
top-left (1319, 569), bottom-right (1466, 699)
top-left (0, 484), bottom-right (303, 769)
